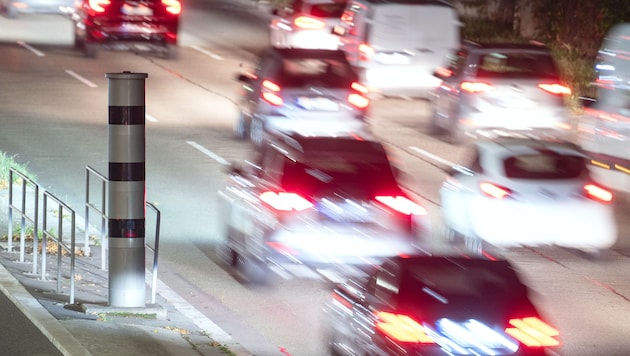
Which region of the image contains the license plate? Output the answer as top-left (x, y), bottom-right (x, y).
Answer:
top-left (375, 52), bottom-right (412, 65)
top-left (296, 97), bottom-right (339, 111)
top-left (121, 3), bottom-right (153, 16)
top-left (494, 95), bottom-right (534, 109)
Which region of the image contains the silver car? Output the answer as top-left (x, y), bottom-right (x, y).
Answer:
top-left (269, 0), bottom-right (347, 50)
top-left (430, 41), bottom-right (573, 145)
top-left (1, 0), bottom-right (73, 18)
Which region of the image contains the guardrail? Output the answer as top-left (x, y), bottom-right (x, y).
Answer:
top-left (41, 190), bottom-right (76, 304)
top-left (84, 165), bottom-right (161, 304)
top-left (5, 166), bottom-right (162, 305)
top-left (7, 169), bottom-right (39, 272)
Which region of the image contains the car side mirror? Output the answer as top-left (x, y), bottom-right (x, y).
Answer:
top-left (579, 96), bottom-right (597, 108)
top-left (447, 164), bottom-right (475, 176)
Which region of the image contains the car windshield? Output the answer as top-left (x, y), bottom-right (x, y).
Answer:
top-left (475, 52), bottom-right (559, 79)
top-left (309, 3), bottom-right (346, 18)
top-left (503, 152), bottom-right (586, 179)
top-left (280, 156), bottom-right (400, 197)
top-left (277, 58), bottom-right (355, 86)
top-left (399, 262), bottom-right (526, 304)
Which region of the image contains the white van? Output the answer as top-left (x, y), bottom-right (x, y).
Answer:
top-left (333, 0), bottom-right (461, 98)
top-left (577, 23), bottom-right (630, 193)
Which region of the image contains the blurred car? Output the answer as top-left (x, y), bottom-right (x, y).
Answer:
top-left (323, 254), bottom-right (560, 356)
top-left (577, 23), bottom-right (630, 193)
top-left (1, 0), bottom-right (73, 18)
top-left (334, 0), bottom-right (461, 98)
top-left (71, 0), bottom-right (182, 58)
top-left (234, 47), bottom-right (370, 147)
top-left (439, 137), bottom-right (617, 255)
top-left (216, 132), bottom-right (430, 284)
top-left (269, 0), bottom-right (347, 50)
top-left (430, 41), bottom-right (572, 145)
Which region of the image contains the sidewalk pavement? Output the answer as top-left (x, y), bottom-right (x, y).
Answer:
top-left (0, 2), bottom-right (276, 355)
top-left (0, 187), bottom-right (255, 356)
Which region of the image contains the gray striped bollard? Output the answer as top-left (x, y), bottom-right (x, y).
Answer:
top-left (106, 71), bottom-right (148, 308)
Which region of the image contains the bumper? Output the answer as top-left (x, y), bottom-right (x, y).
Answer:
top-left (469, 200), bottom-right (618, 250)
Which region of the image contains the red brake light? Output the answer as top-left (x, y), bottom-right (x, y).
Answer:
top-left (480, 182), bottom-right (512, 199)
top-left (538, 83), bottom-right (572, 95)
top-left (294, 15), bottom-right (325, 29)
top-left (351, 81), bottom-right (368, 94)
top-left (460, 81), bottom-right (494, 93)
top-left (375, 196), bottom-right (427, 215)
top-left (261, 80), bottom-right (283, 106)
top-left (88, 0), bottom-right (110, 12)
top-left (505, 317), bottom-right (560, 347)
top-left (259, 191), bottom-right (313, 211)
top-left (375, 312), bottom-right (435, 344)
top-left (584, 183), bottom-right (613, 203)
top-left (435, 66), bottom-right (453, 78)
top-left (358, 43), bottom-right (374, 62)
top-left (161, 0), bottom-right (181, 15)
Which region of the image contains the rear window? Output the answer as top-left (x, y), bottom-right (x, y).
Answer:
top-left (503, 153), bottom-right (586, 179)
top-left (309, 3), bottom-right (346, 18)
top-left (280, 156), bottom-right (399, 197)
top-left (275, 58), bottom-right (355, 86)
top-left (399, 263), bottom-right (523, 303)
top-left (475, 52), bottom-right (559, 79)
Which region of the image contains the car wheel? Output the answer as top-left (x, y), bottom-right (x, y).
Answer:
top-left (249, 117), bottom-right (265, 147)
top-left (84, 43), bottom-right (98, 58)
top-left (164, 44), bottom-right (178, 60)
top-left (447, 120), bottom-right (466, 145)
top-left (234, 112), bottom-right (249, 140)
top-left (464, 234), bottom-right (483, 256)
top-left (238, 254), bottom-right (270, 286)
top-left (428, 105), bottom-right (444, 136)
top-left (5, 4), bottom-right (18, 18)
top-left (215, 240), bottom-right (238, 268)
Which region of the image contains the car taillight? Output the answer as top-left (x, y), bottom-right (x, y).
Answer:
top-left (375, 196), bottom-right (427, 215)
top-left (479, 182), bottom-right (512, 199)
top-left (375, 311), bottom-right (435, 344)
top-left (460, 81), bottom-right (494, 93)
top-left (538, 83), bottom-right (572, 95)
top-left (584, 183), bottom-right (613, 203)
top-left (259, 191), bottom-right (313, 211)
top-left (161, 0), bottom-right (181, 15)
top-left (294, 15), bottom-right (325, 29)
top-left (505, 317), bottom-right (560, 347)
top-left (358, 43), bottom-right (373, 62)
top-left (261, 80), bottom-right (283, 106)
top-left (348, 82), bottom-right (369, 109)
top-left (88, 0), bottom-right (110, 12)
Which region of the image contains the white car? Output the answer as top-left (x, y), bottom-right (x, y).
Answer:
top-left (269, 0), bottom-right (346, 50)
top-left (439, 137), bottom-right (618, 255)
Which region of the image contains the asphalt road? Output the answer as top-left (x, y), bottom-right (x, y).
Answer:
top-left (2, 2), bottom-right (630, 355)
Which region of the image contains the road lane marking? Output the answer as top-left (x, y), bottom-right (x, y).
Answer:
top-left (409, 146), bottom-right (456, 168)
top-left (190, 45), bottom-right (224, 60)
top-left (146, 114), bottom-right (158, 122)
top-left (16, 41), bottom-right (44, 56)
top-left (187, 141), bottom-right (229, 165)
top-left (65, 70), bottom-right (97, 88)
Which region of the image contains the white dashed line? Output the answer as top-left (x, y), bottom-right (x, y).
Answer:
top-left (16, 41), bottom-right (44, 56)
top-left (186, 141), bottom-right (229, 165)
top-left (65, 70), bottom-right (97, 88)
top-left (190, 45), bottom-right (224, 60)
top-left (146, 114), bottom-right (158, 122)
top-left (409, 146), bottom-right (456, 167)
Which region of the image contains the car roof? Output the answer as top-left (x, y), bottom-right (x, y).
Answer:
top-left (474, 137), bottom-right (584, 156)
top-left (264, 47), bottom-right (350, 60)
top-left (354, 0), bottom-right (453, 6)
top-left (462, 40), bottom-right (552, 52)
top-left (390, 254), bottom-right (515, 270)
top-left (268, 132), bottom-right (387, 158)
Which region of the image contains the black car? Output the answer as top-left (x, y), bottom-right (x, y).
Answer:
top-left (216, 132), bottom-right (430, 284)
top-left (71, 0), bottom-right (182, 58)
top-left (323, 255), bottom-right (560, 356)
top-left (235, 47), bottom-right (370, 147)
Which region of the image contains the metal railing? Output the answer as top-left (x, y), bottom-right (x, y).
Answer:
top-left (41, 191), bottom-right (76, 304)
top-left (8, 169), bottom-right (39, 272)
top-left (84, 166), bottom-right (161, 303)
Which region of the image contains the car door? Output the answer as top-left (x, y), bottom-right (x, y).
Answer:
top-left (433, 48), bottom-right (468, 128)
